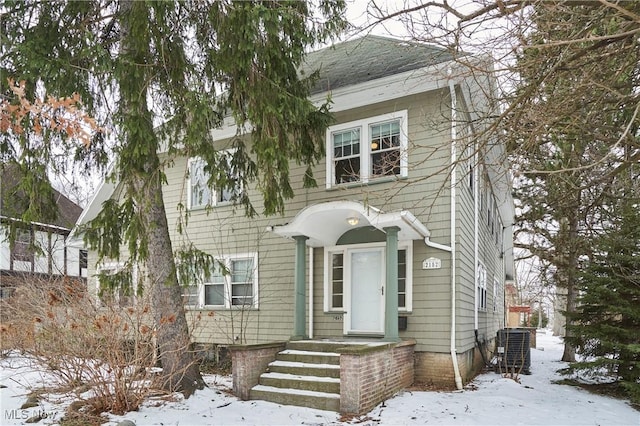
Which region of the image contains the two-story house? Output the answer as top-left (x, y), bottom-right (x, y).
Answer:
top-left (76, 35), bottom-right (515, 414)
top-left (0, 162), bottom-right (87, 298)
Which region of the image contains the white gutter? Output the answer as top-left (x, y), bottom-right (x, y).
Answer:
top-left (449, 75), bottom-right (464, 391)
top-left (308, 247), bottom-right (314, 339)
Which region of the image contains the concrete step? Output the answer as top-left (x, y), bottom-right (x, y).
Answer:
top-left (286, 340), bottom-right (356, 353)
top-left (277, 349), bottom-right (340, 365)
top-left (266, 359), bottom-right (341, 379)
top-left (249, 341), bottom-right (347, 411)
top-left (259, 371), bottom-right (340, 394)
top-left (250, 385), bottom-right (340, 412)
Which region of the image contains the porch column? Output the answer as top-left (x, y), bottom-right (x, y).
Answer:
top-left (384, 226), bottom-right (400, 341)
top-left (292, 235), bottom-right (309, 340)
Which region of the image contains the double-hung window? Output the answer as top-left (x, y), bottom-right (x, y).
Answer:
top-left (190, 254), bottom-right (258, 309)
top-left (326, 111), bottom-right (408, 188)
top-left (477, 262), bottom-right (487, 311)
top-left (188, 152), bottom-right (241, 210)
top-left (97, 262), bottom-right (135, 307)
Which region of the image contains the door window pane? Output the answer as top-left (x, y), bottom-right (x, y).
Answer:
top-left (331, 253), bottom-right (344, 309)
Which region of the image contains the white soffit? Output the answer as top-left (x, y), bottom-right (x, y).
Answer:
top-left (272, 200), bottom-right (430, 247)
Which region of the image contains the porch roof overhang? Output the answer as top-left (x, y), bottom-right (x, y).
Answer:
top-left (271, 201), bottom-right (430, 247)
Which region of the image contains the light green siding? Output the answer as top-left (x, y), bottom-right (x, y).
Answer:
top-left (85, 85), bottom-right (510, 355)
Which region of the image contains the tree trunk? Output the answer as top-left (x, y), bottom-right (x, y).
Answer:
top-left (561, 278), bottom-right (577, 362)
top-left (134, 172), bottom-right (205, 396)
top-left (119, 0), bottom-right (204, 396)
top-left (561, 211), bottom-right (579, 363)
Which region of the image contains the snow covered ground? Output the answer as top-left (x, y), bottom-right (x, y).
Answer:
top-left (1, 330), bottom-right (638, 425)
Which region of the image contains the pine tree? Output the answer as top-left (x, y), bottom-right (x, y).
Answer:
top-left (566, 175), bottom-right (640, 404)
top-left (1, 0), bottom-right (346, 397)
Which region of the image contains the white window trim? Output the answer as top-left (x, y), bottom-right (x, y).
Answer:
top-left (325, 110), bottom-right (409, 189)
top-left (197, 253), bottom-right (259, 310)
top-left (187, 152), bottom-right (241, 210)
top-left (323, 241), bottom-right (413, 313)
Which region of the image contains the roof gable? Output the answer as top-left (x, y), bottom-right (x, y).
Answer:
top-left (0, 163), bottom-right (82, 230)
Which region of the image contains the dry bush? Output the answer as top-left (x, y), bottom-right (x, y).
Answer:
top-left (0, 276), bottom-right (159, 415)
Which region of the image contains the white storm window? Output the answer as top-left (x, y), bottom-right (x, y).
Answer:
top-left (187, 154), bottom-right (241, 209)
top-left (326, 111), bottom-right (408, 188)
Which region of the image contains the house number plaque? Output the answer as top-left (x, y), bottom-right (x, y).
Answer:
top-left (422, 257), bottom-right (442, 270)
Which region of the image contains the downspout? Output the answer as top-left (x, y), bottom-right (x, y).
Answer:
top-left (424, 238), bottom-right (452, 253)
top-left (308, 247), bottom-right (314, 339)
top-left (474, 138), bottom-right (479, 331)
top-left (449, 75), bottom-right (464, 390)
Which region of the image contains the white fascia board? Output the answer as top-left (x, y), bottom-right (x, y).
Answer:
top-left (310, 62), bottom-right (454, 113)
top-left (67, 173), bottom-right (118, 245)
top-left (0, 215), bottom-right (71, 233)
top-left (207, 61), bottom-right (459, 143)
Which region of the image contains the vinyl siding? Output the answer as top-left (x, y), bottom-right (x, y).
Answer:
top-left (85, 85), bottom-right (509, 353)
top-left (164, 88), bottom-right (457, 352)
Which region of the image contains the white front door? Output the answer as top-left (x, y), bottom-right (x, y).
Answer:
top-left (346, 248), bottom-right (385, 334)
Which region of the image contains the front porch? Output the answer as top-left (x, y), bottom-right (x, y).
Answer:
top-left (229, 338), bottom-right (416, 415)
top-left (271, 200), bottom-right (432, 342)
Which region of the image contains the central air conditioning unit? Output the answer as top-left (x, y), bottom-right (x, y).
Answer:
top-left (496, 328), bottom-right (531, 375)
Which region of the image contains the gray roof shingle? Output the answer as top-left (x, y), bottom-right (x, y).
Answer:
top-left (302, 35), bottom-right (453, 95)
top-left (0, 163), bottom-right (82, 230)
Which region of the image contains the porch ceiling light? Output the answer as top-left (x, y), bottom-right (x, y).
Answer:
top-left (346, 216), bottom-right (360, 226)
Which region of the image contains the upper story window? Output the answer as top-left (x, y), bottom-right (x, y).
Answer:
top-left (326, 111), bottom-right (408, 188)
top-left (465, 143), bottom-right (475, 193)
top-left (188, 153), bottom-right (241, 210)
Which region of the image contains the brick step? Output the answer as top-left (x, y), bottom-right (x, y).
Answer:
top-left (259, 372), bottom-right (340, 394)
top-left (250, 385), bottom-right (340, 412)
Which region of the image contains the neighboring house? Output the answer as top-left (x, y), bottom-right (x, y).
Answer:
top-left (0, 163), bottom-right (87, 298)
top-left (76, 35), bottom-right (515, 414)
top-left (505, 282), bottom-right (530, 328)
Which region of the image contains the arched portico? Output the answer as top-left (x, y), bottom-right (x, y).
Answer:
top-left (271, 201), bottom-right (430, 341)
